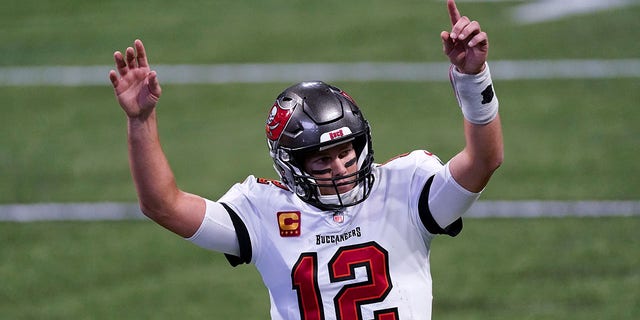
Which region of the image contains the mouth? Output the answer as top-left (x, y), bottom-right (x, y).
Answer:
top-left (316, 176), bottom-right (357, 195)
top-left (335, 184), bottom-right (354, 194)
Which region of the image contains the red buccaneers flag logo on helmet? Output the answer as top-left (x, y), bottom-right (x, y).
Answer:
top-left (266, 102), bottom-right (294, 141)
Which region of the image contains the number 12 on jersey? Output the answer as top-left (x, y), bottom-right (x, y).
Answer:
top-left (291, 241), bottom-right (399, 320)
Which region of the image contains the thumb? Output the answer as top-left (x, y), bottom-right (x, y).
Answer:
top-left (138, 71), bottom-right (161, 109)
top-left (147, 71), bottom-right (162, 101)
top-left (440, 31), bottom-right (454, 55)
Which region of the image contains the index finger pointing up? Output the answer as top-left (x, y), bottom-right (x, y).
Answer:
top-left (448, 0), bottom-right (461, 26)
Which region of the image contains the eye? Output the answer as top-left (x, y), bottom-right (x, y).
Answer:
top-left (338, 148), bottom-right (354, 159)
top-left (311, 156), bottom-right (329, 166)
top-left (308, 157), bottom-right (332, 175)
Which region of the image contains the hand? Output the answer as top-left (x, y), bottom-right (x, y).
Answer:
top-left (109, 39), bottom-right (162, 119)
top-left (440, 0), bottom-right (488, 74)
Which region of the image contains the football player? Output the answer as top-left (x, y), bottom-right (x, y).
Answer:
top-left (109, 0), bottom-right (503, 318)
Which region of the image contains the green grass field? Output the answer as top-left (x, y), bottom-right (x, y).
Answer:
top-left (1, 0), bottom-right (639, 318)
top-left (1, 218), bottom-right (638, 319)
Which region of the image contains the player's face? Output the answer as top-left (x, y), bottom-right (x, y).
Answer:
top-left (303, 142), bottom-right (358, 195)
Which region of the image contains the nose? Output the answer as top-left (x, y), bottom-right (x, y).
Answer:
top-left (330, 157), bottom-right (349, 177)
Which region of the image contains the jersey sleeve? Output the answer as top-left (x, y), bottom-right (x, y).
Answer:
top-left (215, 176), bottom-right (261, 266)
top-left (380, 150), bottom-right (454, 236)
top-left (185, 198), bottom-right (241, 256)
top-left (428, 162), bottom-right (481, 227)
top-left (183, 177), bottom-right (258, 266)
top-left (220, 202), bottom-right (253, 267)
top-left (216, 175), bottom-right (290, 267)
top-left (386, 150), bottom-right (479, 237)
top-left (417, 162), bottom-right (481, 237)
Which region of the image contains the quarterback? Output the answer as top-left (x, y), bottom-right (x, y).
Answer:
top-left (109, 0), bottom-right (503, 319)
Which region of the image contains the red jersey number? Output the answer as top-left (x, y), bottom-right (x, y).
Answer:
top-left (292, 242), bottom-right (398, 320)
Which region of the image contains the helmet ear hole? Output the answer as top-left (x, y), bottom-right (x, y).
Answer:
top-left (289, 152), bottom-right (307, 173)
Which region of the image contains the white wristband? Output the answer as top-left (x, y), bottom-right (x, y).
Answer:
top-left (449, 63), bottom-right (499, 125)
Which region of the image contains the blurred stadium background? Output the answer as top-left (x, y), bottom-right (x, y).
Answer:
top-left (1, 0), bottom-right (638, 319)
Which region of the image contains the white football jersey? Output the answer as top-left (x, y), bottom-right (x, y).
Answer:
top-left (218, 150), bottom-right (464, 320)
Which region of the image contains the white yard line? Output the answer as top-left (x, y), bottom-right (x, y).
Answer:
top-left (468, 201), bottom-right (640, 218)
top-left (511, 0), bottom-right (637, 24)
top-left (1, 59), bottom-right (639, 86)
top-left (1, 201), bottom-right (638, 222)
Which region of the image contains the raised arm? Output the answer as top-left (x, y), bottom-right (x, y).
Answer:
top-left (441, 0), bottom-right (504, 192)
top-left (109, 39), bottom-right (205, 237)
